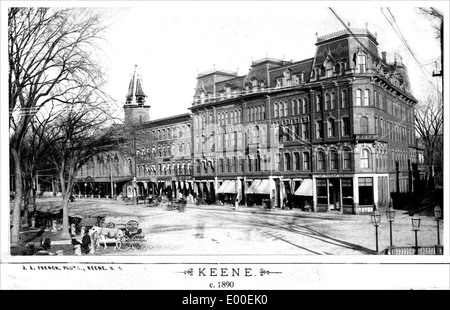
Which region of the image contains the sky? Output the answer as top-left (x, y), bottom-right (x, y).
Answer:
top-left (91, 1), bottom-right (445, 121)
top-left (0, 0), bottom-right (445, 122)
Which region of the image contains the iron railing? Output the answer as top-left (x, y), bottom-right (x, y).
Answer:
top-left (381, 245), bottom-right (443, 255)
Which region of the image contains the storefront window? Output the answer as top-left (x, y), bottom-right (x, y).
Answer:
top-left (358, 177), bottom-right (373, 205)
top-left (342, 178), bottom-right (353, 205)
top-left (317, 179), bottom-right (328, 204)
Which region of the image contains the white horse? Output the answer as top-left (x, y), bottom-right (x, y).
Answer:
top-left (91, 226), bottom-right (124, 250)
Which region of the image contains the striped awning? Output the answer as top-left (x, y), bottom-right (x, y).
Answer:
top-left (254, 179), bottom-right (270, 195)
top-left (217, 181), bottom-right (229, 194)
top-left (246, 179), bottom-right (261, 194)
top-left (294, 179), bottom-right (313, 196)
top-left (217, 180), bottom-right (237, 194)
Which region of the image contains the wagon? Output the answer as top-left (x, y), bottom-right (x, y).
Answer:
top-left (166, 198), bottom-right (187, 212)
top-left (96, 216), bottom-right (147, 251)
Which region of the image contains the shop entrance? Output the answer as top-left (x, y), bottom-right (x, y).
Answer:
top-left (328, 179), bottom-right (341, 211)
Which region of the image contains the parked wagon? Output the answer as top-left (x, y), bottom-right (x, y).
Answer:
top-left (94, 216), bottom-right (147, 251)
top-left (166, 198), bottom-right (187, 212)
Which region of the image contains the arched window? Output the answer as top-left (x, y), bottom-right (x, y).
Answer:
top-left (316, 94), bottom-right (322, 111)
top-left (303, 151), bottom-right (310, 170)
top-left (301, 98), bottom-right (307, 114)
top-left (274, 103), bottom-right (279, 118)
top-left (329, 150), bottom-right (338, 170)
top-left (341, 90), bottom-right (348, 108)
top-left (292, 99), bottom-right (297, 115)
top-left (279, 102), bottom-right (284, 117)
top-left (360, 116), bottom-right (369, 134)
top-left (327, 118), bottom-right (335, 137)
top-left (317, 151), bottom-right (325, 170)
top-left (342, 117), bottom-right (350, 136)
top-left (325, 93), bottom-right (331, 110)
top-left (343, 148), bottom-right (352, 169)
top-left (284, 153), bottom-right (291, 171)
top-left (364, 89), bottom-right (370, 106)
top-left (331, 92), bottom-right (336, 109)
top-left (356, 89), bottom-right (362, 106)
top-left (294, 152), bottom-right (300, 170)
top-left (316, 120), bottom-right (323, 139)
top-left (361, 149), bottom-right (370, 169)
top-left (284, 101), bottom-right (288, 117)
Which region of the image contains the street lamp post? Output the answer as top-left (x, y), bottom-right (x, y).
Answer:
top-left (370, 209), bottom-right (381, 253)
top-left (411, 214), bottom-right (421, 255)
top-left (433, 205), bottom-right (442, 246)
top-left (385, 204), bottom-right (395, 247)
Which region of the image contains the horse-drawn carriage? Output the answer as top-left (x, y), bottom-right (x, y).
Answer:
top-left (92, 216), bottom-right (147, 251)
top-left (166, 198), bottom-right (187, 212)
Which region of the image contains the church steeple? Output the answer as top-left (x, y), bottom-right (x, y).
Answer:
top-left (125, 65), bottom-right (147, 105)
top-left (124, 65), bottom-right (150, 126)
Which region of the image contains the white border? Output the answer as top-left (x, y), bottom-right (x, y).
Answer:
top-left (1, 0), bottom-right (449, 290)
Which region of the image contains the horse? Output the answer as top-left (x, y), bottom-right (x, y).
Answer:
top-left (90, 226), bottom-right (124, 250)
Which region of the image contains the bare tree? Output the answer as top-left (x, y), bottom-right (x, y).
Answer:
top-left (43, 88), bottom-right (124, 238)
top-left (8, 7), bottom-right (107, 246)
top-left (415, 91), bottom-right (443, 190)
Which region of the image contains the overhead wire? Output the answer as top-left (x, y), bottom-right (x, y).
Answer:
top-left (381, 7), bottom-right (441, 93)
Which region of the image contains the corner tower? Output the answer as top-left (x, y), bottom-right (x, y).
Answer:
top-left (124, 65), bottom-right (150, 126)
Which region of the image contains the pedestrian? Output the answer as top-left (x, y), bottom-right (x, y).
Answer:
top-left (81, 229), bottom-right (91, 254)
top-left (70, 223), bottom-right (76, 237)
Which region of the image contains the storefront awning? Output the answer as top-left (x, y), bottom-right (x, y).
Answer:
top-left (246, 179), bottom-right (261, 194)
top-left (294, 179), bottom-right (313, 196)
top-left (225, 180), bottom-right (237, 194)
top-left (217, 180), bottom-right (230, 194)
top-left (218, 180), bottom-right (238, 194)
top-left (254, 179), bottom-right (270, 195)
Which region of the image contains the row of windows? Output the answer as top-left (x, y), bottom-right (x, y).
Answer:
top-left (137, 143), bottom-right (191, 158)
top-left (138, 125), bottom-right (190, 142)
top-left (194, 109), bottom-right (244, 129)
top-left (246, 105), bottom-right (266, 122)
top-left (194, 128), bottom-right (270, 152)
top-left (359, 88), bottom-right (414, 122)
top-left (137, 163), bottom-right (192, 177)
top-left (313, 117), bottom-right (351, 139)
top-left (375, 116), bottom-right (414, 143)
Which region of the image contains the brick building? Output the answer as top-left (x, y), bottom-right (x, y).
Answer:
top-left (75, 27), bottom-right (423, 214)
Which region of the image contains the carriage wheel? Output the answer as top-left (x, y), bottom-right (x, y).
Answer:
top-left (118, 235), bottom-right (130, 251)
top-left (106, 222), bottom-right (115, 228)
top-left (126, 220), bottom-right (139, 234)
top-left (131, 235), bottom-right (147, 251)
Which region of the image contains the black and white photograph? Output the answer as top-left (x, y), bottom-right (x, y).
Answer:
top-left (1, 1), bottom-right (448, 291)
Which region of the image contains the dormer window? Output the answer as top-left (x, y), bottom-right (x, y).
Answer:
top-left (200, 92), bottom-right (206, 104)
top-left (283, 69), bottom-right (292, 86)
top-left (324, 60), bottom-right (334, 78)
top-left (284, 70), bottom-right (291, 80)
top-left (225, 86), bottom-right (231, 98)
top-left (356, 51), bottom-right (367, 74)
top-left (252, 79), bottom-right (258, 91)
top-left (276, 79), bottom-right (282, 88)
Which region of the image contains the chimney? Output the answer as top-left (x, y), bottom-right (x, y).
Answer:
top-left (381, 52), bottom-right (387, 63)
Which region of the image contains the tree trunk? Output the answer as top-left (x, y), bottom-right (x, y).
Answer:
top-left (10, 149), bottom-right (23, 247)
top-left (22, 186), bottom-right (30, 228)
top-left (59, 169), bottom-right (71, 239)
